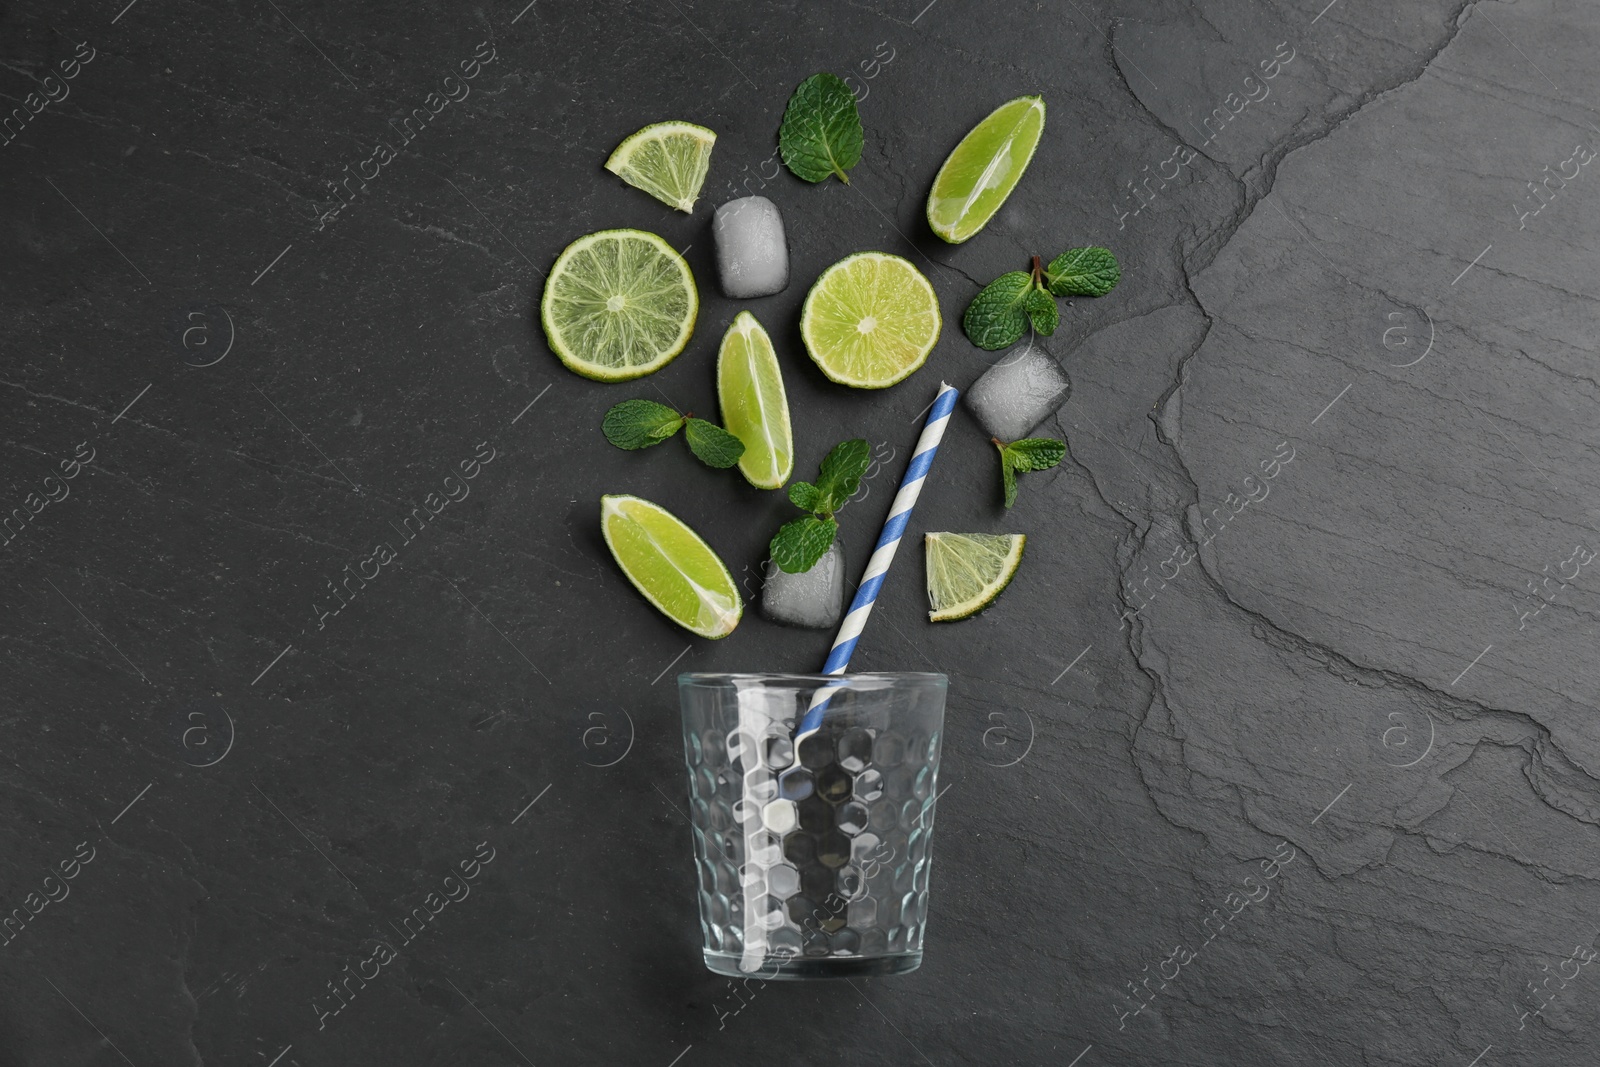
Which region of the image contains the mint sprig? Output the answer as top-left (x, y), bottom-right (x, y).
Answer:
top-left (770, 438), bottom-right (870, 572)
top-left (602, 399), bottom-right (745, 470)
top-left (778, 73), bottom-right (864, 184)
top-left (994, 437), bottom-right (1065, 508)
top-left (962, 248), bottom-right (1120, 350)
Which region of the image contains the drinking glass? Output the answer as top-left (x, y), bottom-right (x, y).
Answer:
top-left (678, 672), bottom-right (947, 979)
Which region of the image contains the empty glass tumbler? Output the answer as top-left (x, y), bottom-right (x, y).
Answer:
top-left (678, 672), bottom-right (948, 979)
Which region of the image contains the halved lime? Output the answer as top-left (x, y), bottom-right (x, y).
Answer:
top-left (604, 121), bottom-right (717, 213)
top-left (541, 229), bottom-right (698, 382)
top-left (799, 252), bottom-right (941, 389)
top-left (925, 532), bottom-right (1026, 621)
top-left (600, 495), bottom-right (741, 638)
top-left (926, 96), bottom-right (1045, 244)
top-left (717, 311), bottom-right (793, 489)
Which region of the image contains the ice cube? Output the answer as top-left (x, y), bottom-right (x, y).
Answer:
top-left (964, 345), bottom-right (1072, 441)
top-left (713, 196), bottom-right (789, 298)
top-left (761, 541), bottom-right (844, 629)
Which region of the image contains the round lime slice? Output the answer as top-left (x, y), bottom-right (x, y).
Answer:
top-left (926, 96), bottom-right (1045, 244)
top-left (925, 532), bottom-right (1026, 621)
top-left (799, 251), bottom-right (941, 389)
top-left (540, 229), bottom-right (698, 382)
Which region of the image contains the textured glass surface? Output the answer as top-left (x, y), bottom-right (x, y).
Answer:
top-left (679, 673), bottom-right (947, 979)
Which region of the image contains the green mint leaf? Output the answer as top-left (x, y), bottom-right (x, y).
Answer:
top-left (788, 481), bottom-right (823, 512)
top-left (1007, 437), bottom-right (1066, 471)
top-left (816, 438), bottom-right (871, 509)
top-left (997, 442), bottom-right (1019, 508)
top-left (683, 418), bottom-right (746, 468)
top-left (1046, 247), bottom-right (1121, 297)
top-left (770, 515), bottom-right (839, 574)
top-left (603, 398), bottom-right (682, 450)
top-left (1025, 288), bottom-right (1059, 336)
top-left (963, 271), bottom-right (1033, 350)
top-left (778, 73), bottom-right (864, 184)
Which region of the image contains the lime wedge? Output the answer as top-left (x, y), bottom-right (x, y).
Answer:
top-left (925, 532), bottom-right (1026, 621)
top-left (604, 121), bottom-right (717, 212)
top-left (601, 495), bottom-right (741, 638)
top-left (926, 96), bottom-right (1045, 244)
top-left (717, 311), bottom-right (793, 489)
top-left (799, 252), bottom-right (941, 389)
top-left (541, 229), bottom-right (698, 382)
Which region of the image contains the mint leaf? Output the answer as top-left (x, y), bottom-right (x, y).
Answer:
top-left (963, 271), bottom-right (1034, 350)
top-left (1007, 438), bottom-right (1065, 471)
top-left (788, 481), bottom-right (823, 512)
top-left (1025, 288), bottom-right (1058, 336)
top-left (1046, 247), bottom-right (1120, 297)
top-left (770, 515), bottom-right (839, 573)
top-left (778, 73), bottom-right (864, 184)
top-left (996, 441), bottom-right (1019, 508)
top-left (684, 418), bottom-right (746, 468)
top-left (603, 398), bottom-right (682, 450)
top-left (816, 438), bottom-right (870, 510)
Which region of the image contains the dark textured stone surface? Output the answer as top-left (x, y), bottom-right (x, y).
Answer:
top-left (2, 0), bottom-right (1598, 1064)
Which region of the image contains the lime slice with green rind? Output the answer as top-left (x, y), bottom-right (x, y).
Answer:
top-left (601, 494), bottom-right (741, 638)
top-left (926, 96), bottom-right (1045, 244)
top-left (604, 120), bottom-right (717, 212)
top-left (541, 229), bottom-right (698, 382)
top-left (925, 532), bottom-right (1026, 621)
top-left (799, 252), bottom-right (941, 389)
top-left (717, 311), bottom-right (794, 489)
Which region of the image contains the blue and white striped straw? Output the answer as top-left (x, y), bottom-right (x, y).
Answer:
top-left (794, 381), bottom-right (960, 740)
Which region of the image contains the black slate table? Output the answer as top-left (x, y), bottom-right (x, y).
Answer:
top-left (3, 1), bottom-right (1599, 1064)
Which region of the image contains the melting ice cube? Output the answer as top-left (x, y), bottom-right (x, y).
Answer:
top-left (713, 196), bottom-right (788, 298)
top-left (964, 345), bottom-right (1071, 441)
top-left (761, 541), bottom-right (844, 630)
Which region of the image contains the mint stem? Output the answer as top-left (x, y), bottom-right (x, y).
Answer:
top-left (1030, 255), bottom-right (1044, 288)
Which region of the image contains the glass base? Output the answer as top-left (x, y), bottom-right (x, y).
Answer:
top-left (702, 951), bottom-right (922, 980)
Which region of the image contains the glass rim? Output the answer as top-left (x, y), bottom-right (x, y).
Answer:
top-left (678, 671), bottom-right (947, 688)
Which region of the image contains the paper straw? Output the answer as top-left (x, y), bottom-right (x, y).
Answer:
top-left (793, 381), bottom-right (960, 740)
